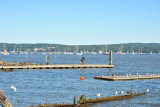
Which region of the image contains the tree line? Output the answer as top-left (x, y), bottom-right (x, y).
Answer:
top-left (0, 43), bottom-right (160, 53)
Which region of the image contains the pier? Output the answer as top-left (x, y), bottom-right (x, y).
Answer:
top-left (94, 74), bottom-right (160, 81)
top-left (0, 51), bottom-right (114, 71)
top-left (0, 64), bottom-right (114, 71)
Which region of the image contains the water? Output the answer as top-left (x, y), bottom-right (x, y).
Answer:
top-left (0, 53), bottom-right (160, 107)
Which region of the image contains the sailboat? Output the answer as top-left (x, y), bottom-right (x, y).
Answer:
top-left (103, 45), bottom-right (109, 55)
top-left (12, 44), bottom-right (19, 54)
top-left (1, 43), bottom-right (9, 55)
top-left (73, 45), bottom-right (83, 55)
top-left (131, 46), bottom-right (135, 54)
top-left (139, 47), bottom-right (147, 55)
top-left (149, 51), bottom-right (152, 54)
top-left (1, 50), bottom-right (9, 55)
top-left (117, 44), bottom-right (125, 55)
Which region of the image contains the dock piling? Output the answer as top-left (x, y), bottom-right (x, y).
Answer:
top-left (73, 96), bottom-right (77, 105)
top-left (109, 51), bottom-right (113, 65)
top-left (46, 55), bottom-right (49, 65)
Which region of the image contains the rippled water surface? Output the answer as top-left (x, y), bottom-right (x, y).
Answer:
top-left (0, 53), bottom-right (160, 107)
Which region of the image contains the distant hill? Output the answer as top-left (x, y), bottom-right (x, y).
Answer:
top-left (0, 43), bottom-right (160, 53)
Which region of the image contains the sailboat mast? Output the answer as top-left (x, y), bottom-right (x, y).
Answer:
top-left (106, 44), bottom-right (108, 53)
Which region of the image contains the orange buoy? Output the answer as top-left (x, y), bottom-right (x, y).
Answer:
top-left (80, 76), bottom-right (85, 80)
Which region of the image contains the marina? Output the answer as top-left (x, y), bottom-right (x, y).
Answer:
top-left (1, 0), bottom-right (160, 106)
top-left (94, 74), bottom-right (160, 81)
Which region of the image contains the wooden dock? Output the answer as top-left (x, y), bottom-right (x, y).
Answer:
top-left (28, 93), bottom-right (146, 107)
top-left (0, 64), bottom-right (114, 71)
top-left (94, 74), bottom-right (160, 81)
top-left (78, 93), bottom-right (146, 104)
top-left (0, 51), bottom-right (114, 71)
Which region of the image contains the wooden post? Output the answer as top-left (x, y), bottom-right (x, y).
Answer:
top-left (46, 55), bottom-right (49, 65)
top-left (0, 89), bottom-right (12, 107)
top-left (73, 96), bottom-right (76, 105)
top-left (79, 94), bottom-right (86, 104)
top-left (109, 51), bottom-right (112, 65)
top-left (26, 54), bottom-right (28, 66)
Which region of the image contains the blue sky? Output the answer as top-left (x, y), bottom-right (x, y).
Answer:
top-left (0, 0), bottom-right (160, 45)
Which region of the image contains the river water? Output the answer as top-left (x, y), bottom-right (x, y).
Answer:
top-left (0, 53), bottom-right (160, 107)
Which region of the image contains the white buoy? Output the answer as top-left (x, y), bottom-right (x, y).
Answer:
top-left (10, 86), bottom-right (17, 92)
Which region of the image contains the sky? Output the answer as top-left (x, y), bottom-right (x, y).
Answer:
top-left (0, 0), bottom-right (160, 45)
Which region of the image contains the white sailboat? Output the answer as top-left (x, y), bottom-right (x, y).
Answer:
top-left (73, 45), bottom-right (83, 55)
top-left (103, 45), bottom-right (109, 55)
top-left (1, 43), bottom-right (9, 55)
top-left (131, 46), bottom-right (135, 54)
top-left (149, 51), bottom-right (152, 54)
top-left (1, 50), bottom-right (9, 55)
top-left (117, 44), bottom-right (125, 55)
top-left (139, 47), bottom-right (146, 55)
top-left (12, 44), bottom-right (19, 54)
